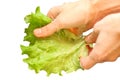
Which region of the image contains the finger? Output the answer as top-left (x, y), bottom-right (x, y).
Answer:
top-left (47, 6), bottom-right (61, 20)
top-left (86, 45), bottom-right (93, 54)
top-left (80, 55), bottom-right (97, 69)
top-left (81, 30), bottom-right (119, 69)
top-left (85, 30), bottom-right (98, 44)
top-left (80, 31), bottom-right (107, 69)
top-left (80, 42), bottom-right (101, 69)
top-left (104, 40), bottom-right (120, 62)
top-left (34, 20), bottom-right (61, 37)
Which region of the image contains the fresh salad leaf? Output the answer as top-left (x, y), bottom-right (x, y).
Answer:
top-left (21, 6), bottom-right (88, 76)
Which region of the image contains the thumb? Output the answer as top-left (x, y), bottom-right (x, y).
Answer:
top-left (47, 6), bottom-right (61, 20)
top-left (85, 31), bottom-right (98, 44)
top-left (80, 31), bottom-right (99, 69)
top-left (80, 55), bottom-right (97, 69)
top-left (34, 20), bottom-right (61, 37)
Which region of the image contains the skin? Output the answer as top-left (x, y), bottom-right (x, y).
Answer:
top-left (34, 0), bottom-right (96, 37)
top-left (81, 13), bottom-right (120, 69)
top-left (33, 0), bottom-right (120, 69)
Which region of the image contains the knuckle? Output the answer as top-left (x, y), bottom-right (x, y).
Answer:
top-left (48, 7), bottom-right (55, 15)
top-left (91, 51), bottom-right (106, 62)
top-left (48, 6), bottom-right (60, 18)
top-left (54, 17), bottom-right (65, 29)
top-left (109, 58), bottom-right (116, 62)
top-left (52, 19), bottom-right (64, 30)
top-left (93, 26), bottom-right (100, 32)
top-left (50, 6), bottom-right (61, 13)
top-left (97, 56), bottom-right (106, 62)
top-left (49, 6), bottom-right (57, 12)
top-left (108, 57), bottom-right (117, 62)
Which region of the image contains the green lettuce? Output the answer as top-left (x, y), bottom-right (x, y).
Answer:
top-left (21, 7), bottom-right (88, 76)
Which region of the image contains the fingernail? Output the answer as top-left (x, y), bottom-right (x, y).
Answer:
top-left (33, 29), bottom-right (42, 37)
top-left (80, 57), bottom-right (85, 69)
top-left (80, 57), bottom-right (91, 69)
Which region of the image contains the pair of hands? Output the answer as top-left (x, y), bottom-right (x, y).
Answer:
top-left (34, 0), bottom-right (120, 69)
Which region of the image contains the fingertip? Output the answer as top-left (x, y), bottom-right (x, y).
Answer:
top-left (33, 27), bottom-right (51, 38)
top-left (85, 31), bottom-right (98, 44)
top-left (85, 35), bottom-right (91, 43)
top-left (33, 21), bottom-right (60, 38)
top-left (80, 57), bottom-right (90, 69)
top-left (33, 28), bottom-right (42, 37)
top-left (80, 56), bottom-right (96, 69)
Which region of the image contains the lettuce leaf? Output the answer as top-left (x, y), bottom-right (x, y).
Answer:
top-left (21, 7), bottom-right (88, 76)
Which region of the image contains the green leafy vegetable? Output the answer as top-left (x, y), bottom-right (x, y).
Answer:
top-left (21, 6), bottom-right (88, 76)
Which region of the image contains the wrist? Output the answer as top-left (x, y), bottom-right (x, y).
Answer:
top-left (90, 0), bottom-right (120, 25)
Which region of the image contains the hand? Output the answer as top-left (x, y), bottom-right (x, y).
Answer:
top-left (80, 13), bottom-right (120, 69)
top-left (34, 0), bottom-right (97, 37)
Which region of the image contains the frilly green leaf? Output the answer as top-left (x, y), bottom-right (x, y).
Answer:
top-left (21, 6), bottom-right (88, 76)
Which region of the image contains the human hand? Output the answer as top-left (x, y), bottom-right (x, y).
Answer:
top-left (34, 0), bottom-right (97, 37)
top-left (80, 13), bottom-right (120, 69)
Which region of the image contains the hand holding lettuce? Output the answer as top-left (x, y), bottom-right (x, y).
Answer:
top-left (20, 7), bottom-right (89, 76)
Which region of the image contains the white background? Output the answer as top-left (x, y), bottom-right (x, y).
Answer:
top-left (0, 0), bottom-right (120, 80)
